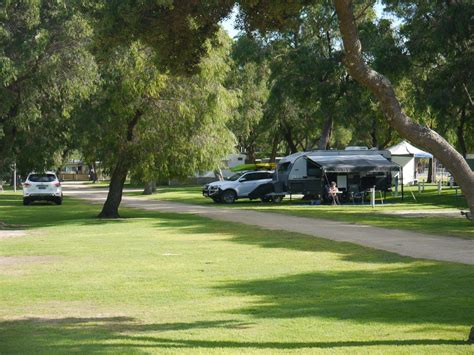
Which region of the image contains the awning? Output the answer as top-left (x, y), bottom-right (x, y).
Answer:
top-left (387, 140), bottom-right (433, 158)
top-left (306, 154), bottom-right (400, 173)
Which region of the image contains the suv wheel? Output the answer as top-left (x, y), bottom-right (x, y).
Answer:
top-left (23, 198), bottom-right (30, 206)
top-left (55, 197), bottom-right (63, 205)
top-left (211, 196), bottom-right (221, 203)
top-left (221, 190), bottom-right (236, 204)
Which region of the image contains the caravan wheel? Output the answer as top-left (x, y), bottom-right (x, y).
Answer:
top-left (272, 195), bottom-right (284, 203)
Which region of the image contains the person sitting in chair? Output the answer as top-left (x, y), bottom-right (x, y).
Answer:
top-left (329, 181), bottom-right (340, 205)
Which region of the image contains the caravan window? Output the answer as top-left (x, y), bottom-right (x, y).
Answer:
top-left (307, 160), bottom-right (321, 177)
top-left (278, 162), bottom-right (290, 173)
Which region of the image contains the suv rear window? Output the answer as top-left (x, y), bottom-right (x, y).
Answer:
top-left (28, 174), bottom-right (56, 182)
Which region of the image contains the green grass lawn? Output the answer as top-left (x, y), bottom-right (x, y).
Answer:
top-left (133, 185), bottom-right (474, 239)
top-left (0, 192), bottom-right (473, 353)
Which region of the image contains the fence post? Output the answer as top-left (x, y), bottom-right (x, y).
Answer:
top-left (437, 180), bottom-right (442, 195)
top-left (13, 162), bottom-right (17, 193)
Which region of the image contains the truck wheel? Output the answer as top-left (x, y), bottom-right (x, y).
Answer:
top-left (221, 190), bottom-right (236, 204)
top-left (272, 195), bottom-right (284, 203)
top-left (260, 196), bottom-right (272, 202)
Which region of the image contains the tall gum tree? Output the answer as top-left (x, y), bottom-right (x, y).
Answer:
top-left (78, 34), bottom-right (236, 218)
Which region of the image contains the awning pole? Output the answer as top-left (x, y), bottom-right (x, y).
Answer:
top-left (401, 166), bottom-right (404, 201)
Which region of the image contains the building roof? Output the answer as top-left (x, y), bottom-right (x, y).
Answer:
top-left (387, 140), bottom-right (433, 158)
top-left (306, 154), bottom-right (400, 173)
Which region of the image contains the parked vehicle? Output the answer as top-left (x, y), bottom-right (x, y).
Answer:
top-left (202, 170), bottom-right (278, 204)
top-left (22, 172), bottom-right (63, 205)
top-left (273, 150), bottom-right (399, 203)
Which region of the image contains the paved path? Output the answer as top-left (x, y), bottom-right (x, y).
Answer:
top-left (63, 183), bottom-right (474, 266)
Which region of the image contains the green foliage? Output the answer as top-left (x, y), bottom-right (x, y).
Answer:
top-left (77, 31), bottom-right (236, 183)
top-left (381, 0), bottom-right (474, 154)
top-left (96, 0), bottom-right (235, 74)
top-left (0, 0), bottom-right (98, 173)
top-left (228, 36), bottom-right (270, 160)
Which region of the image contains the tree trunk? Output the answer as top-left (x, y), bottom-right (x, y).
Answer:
top-left (370, 115), bottom-right (378, 148)
top-left (318, 115), bottom-right (333, 150)
top-left (427, 158), bottom-right (433, 183)
top-left (0, 105), bottom-right (18, 173)
top-left (246, 144), bottom-right (256, 163)
top-left (143, 181), bottom-right (156, 195)
top-left (98, 110), bottom-right (142, 218)
top-left (283, 126), bottom-right (298, 153)
top-left (456, 106), bottom-right (467, 158)
top-left (269, 134), bottom-right (280, 163)
top-left (97, 160), bottom-right (129, 218)
top-left (334, 0), bottom-right (474, 217)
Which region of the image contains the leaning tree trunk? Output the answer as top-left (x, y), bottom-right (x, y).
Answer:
top-left (97, 160), bottom-right (130, 218)
top-left (456, 107), bottom-right (467, 158)
top-left (334, 0), bottom-right (474, 217)
top-left (98, 110), bottom-right (142, 218)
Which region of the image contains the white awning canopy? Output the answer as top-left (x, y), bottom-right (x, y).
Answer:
top-left (387, 141), bottom-right (433, 158)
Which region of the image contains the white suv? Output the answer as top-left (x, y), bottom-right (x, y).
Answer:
top-left (23, 172), bottom-right (63, 205)
top-left (202, 171), bottom-right (279, 204)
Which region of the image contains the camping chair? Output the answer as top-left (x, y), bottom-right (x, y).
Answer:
top-left (0, 181), bottom-right (5, 192)
top-left (348, 184), bottom-right (364, 204)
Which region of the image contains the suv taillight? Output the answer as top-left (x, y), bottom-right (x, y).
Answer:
top-left (54, 182), bottom-right (61, 187)
top-left (23, 182), bottom-right (31, 188)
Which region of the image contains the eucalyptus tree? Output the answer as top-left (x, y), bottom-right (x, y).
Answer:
top-left (77, 34), bottom-right (235, 218)
top-left (228, 36), bottom-right (271, 162)
top-left (0, 0), bottom-right (98, 174)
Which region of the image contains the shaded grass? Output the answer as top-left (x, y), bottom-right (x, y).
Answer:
top-left (135, 185), bottom-right (474, 239)
top-left (0, 192), bottom-right (473, 353)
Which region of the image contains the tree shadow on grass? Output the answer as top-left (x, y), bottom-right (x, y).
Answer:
top-left (215, 266), bottom-right (474, 326)
top-left (150, 216), bottom-right (415, 265)
top-left (0, 316), bottom-right (467, 353)
top-left (0, 195), bottom-right (142, 229)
